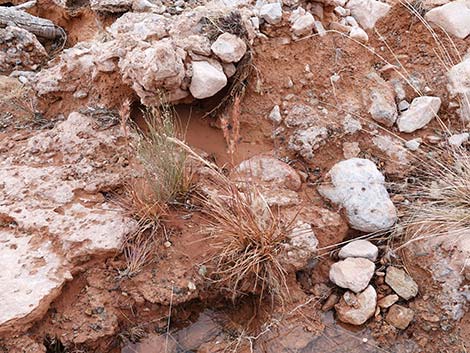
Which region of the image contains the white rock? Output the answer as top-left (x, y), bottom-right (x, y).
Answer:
top-left (447, 57), bottom-right (470, 121)
top-left (367, 72), bottom-right (397, 127)
top-left (449, 132), bottom-right (469, 147)
top-left (335, 285), bottom-right (377, 325)
top-left (405, 138), bottom-right (422, 151)
top-left (211, 33), bottom-right (247, 63)
top-left (338, 240), bottom-right (379, 261)
top-left (288, 126), bottom-right (328, 161)
top-left (268, 104), bottom-right (282, 123)
top-left (425, 0), bottom-right (470, 39)
top-left (189, 61), bottom-right (227, 99)
top-left (398, 100), bottom-right (410, 111)
top-left (334, 6), bottom-right (350, 16)
top-left (259, 2), bottom-right (283, 24)
top-left (345, 15), bottom-right (359, 27)
top-left (314, 21), bottom-right (327, 36)
top-left (346, 0), bottom-right (391, 29)
top-left (329, 258), bottom-right (375, 293)
top-left (397, 96), bottom-right (442, 133)
top-left (318, 158), bottom-right (397, 232)
top-left (349, 26), bottom-right (368, 43)
top-left (290, 8), bottom-right (315, 36)
top-left (343, 114), bottom-right (362, 133)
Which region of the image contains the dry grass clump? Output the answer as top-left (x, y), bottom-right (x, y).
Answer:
top-left (200, 181), bottom-right (292, 304)
top-left (398, 146), bottom-right (470, 248)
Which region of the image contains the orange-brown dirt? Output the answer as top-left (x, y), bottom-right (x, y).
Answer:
top-left (0, 1), bottom-right (469, 353)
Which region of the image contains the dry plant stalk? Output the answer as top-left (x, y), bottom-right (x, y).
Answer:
top-left (398, 147), bottom-right (470, 249)
top-left (220, 94), bottom-right (241, 165)
top-left (200, 181), bottom-right (291, 304)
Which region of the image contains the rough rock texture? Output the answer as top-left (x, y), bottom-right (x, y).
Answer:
top-left (283, 222), bottom-right (319, 270)
top-left (447, 57), bottom-right (470, 121)
top-left (290, 7), bottom-right (315, 36)
top-left (366, 73), bottom-right (397, 126)
top-left (385, 266), bottom-right (419, 300)
top-left (0, 25), bottom-right (47, 73)
top-left (385, 304), bottom-right (414, 330)
top-left (335, 285), bottom-right (377, 325)
top-left (346, 0), bottom-right (391, 29)
top-left (397, 96), bottom-right (442, 133)
top-left (338, 240), bottom-right (378, 261)
top-left (378, 294), bottom-right (399, 309)
top-left (32, 8), bottom-right (252, 111)
top-left (425, 0), bottom-right (470, 39)
top-left (211, 32), bottom-right (247, 63)
top-left (233, 155), bottom-right (302, 191)
top-left (329, 257), bottom-right (375, 293)
top-left (318, 158), bottom-right (397, 232)
top-left (448, 132), bottom-right (469, 147)
top-left (0, 113), bottom-right (137, 333)
top-left (259, 2), bottom-right (283, 24)
top-left (288, 126), bottom-right (329, 161)
top-left (90, 0), bottom-right (133, 12)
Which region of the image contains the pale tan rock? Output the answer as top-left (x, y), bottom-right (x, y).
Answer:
top-left (346, 0), bottom-right (391, 29)
top-left (211, 32), bottom-right (247, 63)
top-left (335, 285), bottom-right (377, 325)
top-left (330, 258), bottom-right (375, 293)
top-left (189, 60), bottom-right (227, 99)
top-left (378, 294), bottom-right (399, 308)
top-left (385, 266), bottom-right (418, 300)
top-left (425, 0), bottom-right (470, 39)
top-left (385, 304), bottom-right (414, 329)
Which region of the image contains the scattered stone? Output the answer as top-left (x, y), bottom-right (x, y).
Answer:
top-left (329, 21), bottom-right (352, 34)
top-left (338, 240), bottom-right (378, 261)
top-left (385, 266), bottom-right (418, 300)
top-left (189, 61), bottom-right (227, 99)
top-left (372, 135), bottom-right (408, 165)
top-left (449, 132), bottom-right (469, 147)
top-left (397, 96), bottom-right (442, 133)
top-left (322, 293), bottom-right (339, 312)
top-left (405, 138), bottom-right (422, 151)
top-left (342, 141), bottom-right (361, 159)
top-left (288, 126), bottom-right (328, 161)
top-left (447, 57), bottom-right (470, 121)
top-left (318, 158), bottom-right (397, 232)
top-left (349, 26), bottom-right (368, 43)
top-left (90, 0), bottom-right (132, 12)
top-left (346, 0), bottom-right (392, 29)
top-left (222, 62), bottom-right (237, 78)
top-left (259, 2), bottom-right (283, 25)
top-left (367, 73), bottom-right (398, 127)
top-left (313, 21), bottom-right (327, 36)
top-left (334, 6), bottom-right (350, 16)
top-left (284, 222), bottom-right (319, 270)
top-left (329, 257), bottom-right (375, 293)
top-left (211, 33), bottom-right (247, 63)
top-left (386, 304), bottom-right (414, 330)
top-left (233, 155), bottom-right (302, 191)
top-left (290, 7), bottom-right (315, 36)
top-left (378, 294), bottom-right (399, 309)
top-left (335, 285), bottom-right (377, 325)
top-left (343, 115), bottom-right (362, 133)
top-left (398, 100), bottom-right (410, 112)
top-left (425, 1), bottom-right (470, 39)
top-left (344, 15), bottom-right (359, 27)
top-left (268, 105), bottom-right (282, 124)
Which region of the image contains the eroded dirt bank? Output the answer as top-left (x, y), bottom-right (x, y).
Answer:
top-left (0, 0), bottom-right (469, 352)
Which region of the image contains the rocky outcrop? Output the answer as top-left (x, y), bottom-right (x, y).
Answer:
top-left (0, 113), bottom-right (137, 333)
top-left (318, 158), bottom-right (397, 232)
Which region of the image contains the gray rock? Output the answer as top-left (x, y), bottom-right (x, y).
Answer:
top-left (346, 0), bottom-right (391, 29)
top-left (211, 33), bottom-right (247, 63)
top-left (448, 132), bottom-right (469, 147)
top-left (189, 61), bottom-right (227, 99)
top-left (318, 158), bottom-right (397, 232)
top-left (335, 285), bottom-right (377, 325)
top-left (338, 240), bottom-right (378, 261)
top-left (259, 2), bottom-right (283, 24)
top-left (386, 304), bottom-right (414, 329)
top-left (385, 266), bottom-right (418, 300)
top-left (343, 115), bottom-right (362, 133)
top-left (397, 96), bottom-right (442, 133)
top-left (288, 126), bottom-right (328, 161)
top-left (378, 294), bottom-right (399, 309)
top-left (398, 100), bottom-right (410, 112)
top-left (329, 257), bottom-right (375, 293)
top-left (425, 1), bottom-right (470, 39)
top-left (405, 138), bottom-right (422, 151)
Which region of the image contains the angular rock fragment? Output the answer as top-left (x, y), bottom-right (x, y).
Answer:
top-left (346, 0), bottom-right (391, 29)
top-left (378, 294), bottom-right (399, 309)
top-left (283, 222), bottom-right (319, 270)
top-left (335, 285), bottom-right (377, 325)
top-left (385, 304), bottom-right (414, 329)
top-left (90, 0), bottom-right (133, 12)
top-left (330, 257), bottom-right (375, 293)
top-left (211, 32), bottom-right (247, 63)
top-left (367, 73), bottom-right (398, 127)
top-left (385, 266), bottom-right (418, 300)
top-left (447, 57), bottom-right (470, 121)
top-left (397, 96), bottom-right (441, 132)
top-left (189, 60), bottom-right (227, 99)
top-left (425, 0), bottom-right (470, 39)
top-left (318, 158), bottom-right (397, 232)
top-left (290, 7), bottom-right (315, 36)
top-left (288, 126), bottom-right (328, 161)
top-left (259, 2), bottom-right (283, 24)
